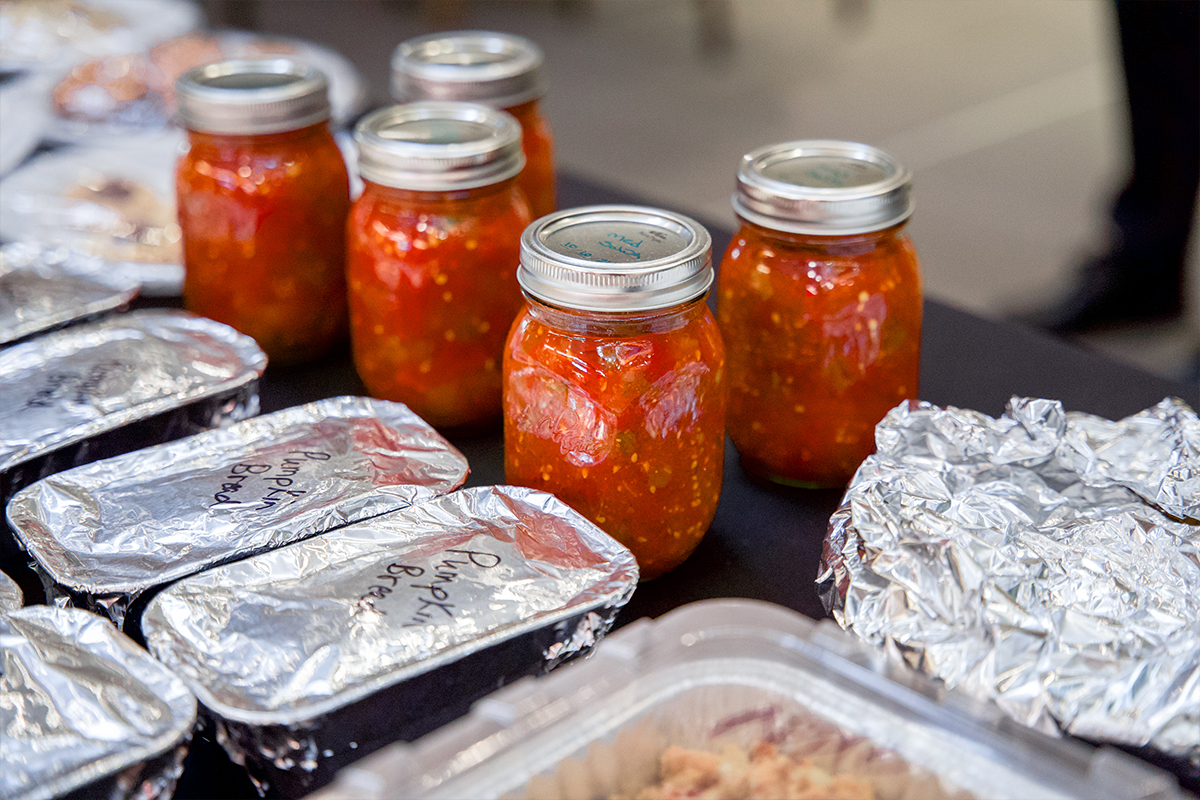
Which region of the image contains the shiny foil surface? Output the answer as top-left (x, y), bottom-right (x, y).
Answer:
top-left (0, 569), bottom-right (21, 610)
top-left (7, 396), bottom-right (470, 626)
top-left (0, 242), bottom-right (140, 345)
top-left (0, 309), bottom-right (266, 479)
top-left (1, 605), bottom-right (197, 800)
top-left (818, 397), bottom-right (1200, 764)
top-left (143, 485), bottom-right (638, 726)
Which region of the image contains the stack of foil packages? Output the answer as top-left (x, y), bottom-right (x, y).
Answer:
top-left (1, 309), bottom-right (266, 579)
top-left (819, 396), bottom-right (1200, 771)
top-left (7, 395), bottom-right (470, 626)
top-left (141, 485), bottom-right (639, 795)
top-left (4, 389), bottom-right (638, 795)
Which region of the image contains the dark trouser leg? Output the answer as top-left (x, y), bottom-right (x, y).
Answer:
top-left (1023, 0), bottom-right (1198, 333)
top-left (1109, 0), bottom-right (1199, 300)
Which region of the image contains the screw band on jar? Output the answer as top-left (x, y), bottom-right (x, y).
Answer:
top-left (732, 140), bottom-right (913, 236)
top-left (391, 30), bottom-right (545, 108)
top-left (175, 59), bottom-right (332, 135)
top-left (353, 101), bottom-right (525, 192)
top-left (518, 205), bottom-right (713, 312)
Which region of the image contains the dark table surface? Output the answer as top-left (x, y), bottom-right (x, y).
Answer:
top-left (180, 172), bottom-right (1199, 797)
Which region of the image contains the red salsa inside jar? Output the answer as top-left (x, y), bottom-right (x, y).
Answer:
top-left (504, 207), bottom-right (725, 580)
top-left (347, 102), bottom-right (530, 431)
top-left (391, 31), bottom-right (556, 218)
top-left (504, 97), bottom-right (555, 219)
top-left (175, 60), bottom-right (350, 365)
top-left (718, 140), bottom-right (922, 487)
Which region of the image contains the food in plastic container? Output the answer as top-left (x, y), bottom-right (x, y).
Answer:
top-left (46, 30), bottom-right (368, 138)
top-left (0, 135), bottom-right (187, 295)
top-left (7, 396), bottom-right (469, 627)
top-left (142, 484), bottom-right (638, 796)
top-left (0, 0), bottom-right (201, 71)
top-left (0, 241), bottom-right (140, 345)
top-left (314, 599), bottom-right (1185, 800)
top-left (0, 605), bottom-right (198, 800)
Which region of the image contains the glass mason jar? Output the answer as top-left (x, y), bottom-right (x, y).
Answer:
top-left (718, 141), bottom-right (922, 488)
top-left (392, 31), bottom-right (556, 219)
top-left (176, 59), bottom-right (350, 365)
top-left (347, 102), bottom-right (531, 432)
top-left (504, 206), bottom-right (726, 580)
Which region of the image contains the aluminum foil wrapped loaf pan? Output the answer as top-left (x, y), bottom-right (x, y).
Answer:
top-left (7, 395), bottom-right (470, 628)
top-left (311, 599), bottom-right (1183, 800)
top-left (818, 396), bottom-right (1200, 774)
top-left (0, 308), bottom-right (266, 506)
top-left (1, 605), bottom-right (198, 800)
top-left (142, 485), bottom-right (638, 797)
top-left (0, 242), bottom-right (140, 346)
top-left (0, 568), bottom-right (21, 610)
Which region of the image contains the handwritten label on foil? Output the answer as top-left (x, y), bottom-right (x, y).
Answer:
top-left (357, 548), bottom-right (503, 621)
top-left (211, 450), bottom-right (333, 511)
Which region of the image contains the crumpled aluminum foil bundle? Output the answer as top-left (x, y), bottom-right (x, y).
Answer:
top-left (7, 396), bottom-right (470, 627)
top-left (1, 605), bottom-right (197, 800)
top-left (0, 569), bottom-right (21, 610)
top-left (142, 484), bottom-right (638, 796)
top-left (818, 396), bottom-right (1200, 765)
top-left (0, 242), bottom-right (139, 345)
top-left (0, 309), bottom-right (266, 502)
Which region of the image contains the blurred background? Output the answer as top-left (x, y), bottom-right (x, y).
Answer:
top-left (196, 0), bottom-right (1198, 385)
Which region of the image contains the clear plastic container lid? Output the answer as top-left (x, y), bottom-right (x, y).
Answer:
top-left (391, 31), bottom-right (545, 109)
top-left (314, 599), bottom-right (1185, 800)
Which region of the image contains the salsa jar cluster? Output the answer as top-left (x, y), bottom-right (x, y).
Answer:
top-left (392, 31), bottom-right (556, 219)
top-left (347, 101), bottom-right (531, 432)
top-left (175, 58), bottom-right (351, 365)
top-left (718, 141), bottom-right (922, 487)
top-left (504, 206), bottom-right (726, 580)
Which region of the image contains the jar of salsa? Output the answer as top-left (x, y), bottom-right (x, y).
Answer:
top-left (718, 140), bottom-right (922, 488)
top-left (392, 31), bottom-right (556, 219)
top-left (176, 59), bottom-right (350, 365)
top-left (505, 206), bottom-right (726, 580)
top-left (347, 102), bottom-right (531, 432)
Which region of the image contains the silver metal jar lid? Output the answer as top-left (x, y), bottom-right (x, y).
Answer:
top-left (391, 30), bottom-right (545, 108)
top-left (354, 102), bottom-right (525, 192)
top-left (519, 205), bottom-right (713, 312)
top-left (175, 59), bottom-right (331, 135)
top-left (732, 140), bottom-right (913, 235)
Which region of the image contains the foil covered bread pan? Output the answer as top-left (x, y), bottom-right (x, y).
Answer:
top-left (0, 241), bottom-right (140, 346)
top-left (1, 605), bottom-right (198, 800)
top-left (313, 599), bottom-right (1181, 800)
top-left (142, 485), bottom-right (639, 796)
top-left (0, 568), bottom-right (21, 610)
top-left (0, 308), bottom-right (266, 508)
top-left (7, 395), bottom-right (470, 628)
top-left (819, 397), bottom-right (1200, 781)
